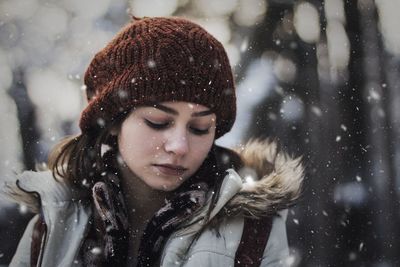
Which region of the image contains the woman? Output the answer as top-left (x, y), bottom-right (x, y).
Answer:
top-left (6, 17), bottom-right (303, 266)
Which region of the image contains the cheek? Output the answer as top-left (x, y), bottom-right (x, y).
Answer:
top-left (118, 123), bottom-right (146, 161)
top-left (190, 137), bottom-right (214, 167)
top-left (118, 123), bottom-right (163, 162)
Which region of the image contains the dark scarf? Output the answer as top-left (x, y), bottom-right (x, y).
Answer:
top-left (81, 165), bottom-right (209, 267)
top-left (136, 182), bottom-right (208, 266)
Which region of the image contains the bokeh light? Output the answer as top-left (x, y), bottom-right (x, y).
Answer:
top-left (294, 2), bottom-right (320, 43)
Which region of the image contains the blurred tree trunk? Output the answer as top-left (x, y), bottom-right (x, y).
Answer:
top-left (243, 1), bottom-right (336, 265)
top-left (356, 0), bottom-right (398, 263)
top-left (8, 69), bottom-right (40, 171)
top-left (384, 53), bottom-right (400, 221)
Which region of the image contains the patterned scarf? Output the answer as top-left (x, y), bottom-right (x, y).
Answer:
top-left (81, 172), bottom-right (208, 267)
top-left (136, 182), bottom-right (208, 266)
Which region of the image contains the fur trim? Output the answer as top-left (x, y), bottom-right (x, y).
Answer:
top-left (3, 180), bottom-right (40, 213)
top-left (224, 139), bottom-right (304, 218)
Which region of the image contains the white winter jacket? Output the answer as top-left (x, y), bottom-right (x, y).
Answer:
top-left (7, 140), bottom-right (303, 267)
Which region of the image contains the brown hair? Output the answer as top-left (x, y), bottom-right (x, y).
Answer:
top-left (48, 124), bottom-right (120, 187)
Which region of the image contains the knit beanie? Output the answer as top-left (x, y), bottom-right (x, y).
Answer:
top-left (79, 17), bottom-right (236, 138)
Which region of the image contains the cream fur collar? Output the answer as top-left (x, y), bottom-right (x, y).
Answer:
top-left (224, 139), bottom-right (304, 218)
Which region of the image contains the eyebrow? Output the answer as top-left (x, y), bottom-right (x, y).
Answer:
top-left (153, 103), bottom-right (214, 117)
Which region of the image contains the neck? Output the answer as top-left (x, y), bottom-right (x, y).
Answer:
top-left (119, 164), bottom-right (170, 227)
top-left (118, 165), bottom-right (171, 264)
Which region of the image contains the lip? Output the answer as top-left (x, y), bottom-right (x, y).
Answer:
top-left (152, 164), bottom-right (188, 176)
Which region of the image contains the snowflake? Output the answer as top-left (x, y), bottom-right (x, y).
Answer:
top-left (97, 118), bottom-right (105, 127)
top-left (90, 247), bottom-right (102, 255)
top-left (117, 90), bottom-right (128, 99)
top-left (147, 59), bottom-right (156, 68)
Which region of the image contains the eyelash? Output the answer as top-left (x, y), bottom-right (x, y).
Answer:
top-left (144, 119), bottom-right (168, 129)
top-left (144, 119), bottom-right (210, 136)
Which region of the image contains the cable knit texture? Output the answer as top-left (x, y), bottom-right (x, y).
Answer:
top-left (80, 17), bottom-right (236, 138)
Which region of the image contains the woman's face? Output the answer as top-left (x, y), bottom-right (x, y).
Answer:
top-left (118, 101), bottom-right (216, 191)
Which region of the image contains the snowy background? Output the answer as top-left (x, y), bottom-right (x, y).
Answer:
top-left (1, 0), bottom-right (400, 266)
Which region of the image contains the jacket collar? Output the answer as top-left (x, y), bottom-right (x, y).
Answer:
top-left (224, 139), bottom-right (304, 217)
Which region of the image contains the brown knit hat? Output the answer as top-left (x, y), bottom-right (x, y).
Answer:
top-left (79, 17), bottom-right (236, 138)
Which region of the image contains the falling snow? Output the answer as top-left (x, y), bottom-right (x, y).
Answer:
top-left (97, 118), bottom-right (105, 127)
top-left (118, 90), bottom-right (128, 99)
top-left (147, 59), bottom-right (156, 68)
top-left (1, 1), bottom-right (400, 266)
top-left (311, 106), bottom-right (322, 117)
top-left (90, 247), bottom-right (102, 255)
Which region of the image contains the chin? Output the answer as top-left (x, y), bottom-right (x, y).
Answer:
top-left (146, 179), bottom-right (183, 192)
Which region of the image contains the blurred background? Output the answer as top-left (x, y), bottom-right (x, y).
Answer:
top-left (1, 0), bottom-right (399, 266)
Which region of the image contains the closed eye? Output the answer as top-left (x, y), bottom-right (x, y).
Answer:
top-left (144, 119), bottom-right (169, 129)
top-left (189, 127), bottom-right (210, 136)
top-left (144, 119), bottom-right (210, 136)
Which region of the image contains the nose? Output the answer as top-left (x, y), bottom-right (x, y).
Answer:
top-left (164, 130), bottom-right (189, 156)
